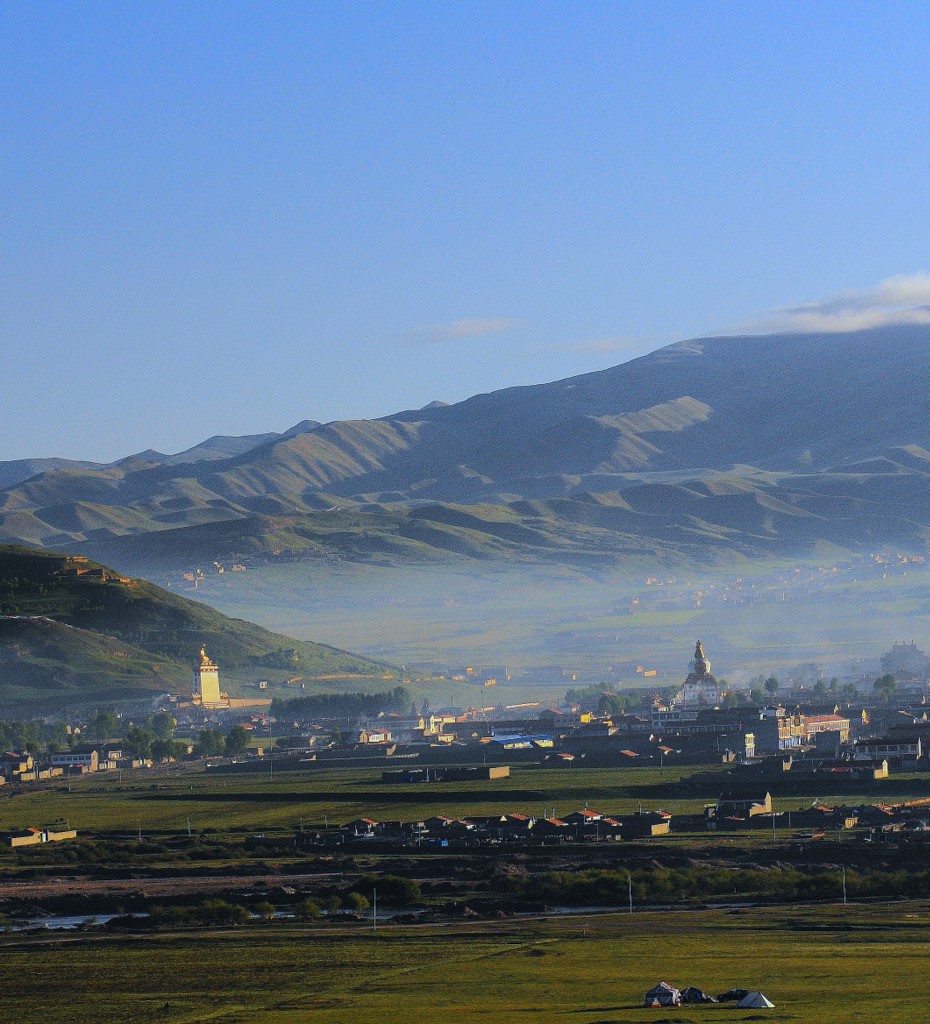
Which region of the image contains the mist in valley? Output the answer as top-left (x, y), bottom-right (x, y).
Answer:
top-left (161, 551), bottom-right (930, 700)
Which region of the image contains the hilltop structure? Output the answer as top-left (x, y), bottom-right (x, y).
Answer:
top-left (193, 646), bottom-right (228, 709)
top-left (676, 640), bottom-right (722, 708)
top-left (880, 642), bottom-right (930, 689)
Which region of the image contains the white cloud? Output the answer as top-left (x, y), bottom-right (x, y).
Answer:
top-left (399, 317), bottom-right (521, 345)
top-left (744, 273), bottom-right (930, 333)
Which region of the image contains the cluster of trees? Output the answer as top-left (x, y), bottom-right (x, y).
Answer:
top-left (121, 711), bottom-right (180, 760)
top-left (513, 864), bottom-right (930, 907)
top-left (192, 726), bottom-right (250, 758)
top-left (271, 687), bottom-right (413, 721)
top-left (150, 899), bottom-right (252, 927)
top-left (146, 891), bottom-right (379, 928)
top-left (565, 674), bottom-right (865, 714)
top-left (745, 674), bottom-right (858, 704)
top-left (298, 891), bottom-right (370, 918)
top-left (873, 673), bottom-right (897, 702)
top-left (124, 719), bottom-right (250, 760)
top-left (0, 704), bottom-right (260, 761)
top-left (565, 685), bottom-right (643, 714)
top-left (0, 719), bottom-right (72, 753)
top-left (87, 711), bottom-right (251, 760)
top-left (746, 672), bottom-right (899, 705)
top-left (351, 873), bottom-right (421, 905)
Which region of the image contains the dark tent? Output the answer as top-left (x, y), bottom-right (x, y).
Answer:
top-left (681, 986), bottom-right (716, 1004)
top-left (717, 987), bottom-right (750, 1002)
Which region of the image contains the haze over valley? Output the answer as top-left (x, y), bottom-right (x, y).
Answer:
top-left (2, 324), bottom-right (927, 696)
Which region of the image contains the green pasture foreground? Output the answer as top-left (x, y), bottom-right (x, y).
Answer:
top-left (0, 761), bottom-right (920, 837)
top-left (0, 764), bottom-right (710, 835)
top-left (2, 904), bottom-right (929, 1023)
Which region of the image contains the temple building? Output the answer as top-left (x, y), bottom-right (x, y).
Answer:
top-left (676, 640), bottom-right (723, 708)
top-left (193, 646), bottom-right (228, 708)
top-left (880, 641), bottom-right (930, 689)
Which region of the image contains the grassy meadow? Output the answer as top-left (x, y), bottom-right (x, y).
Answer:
top-left (1, 763), bottom-right (719, 838)
top-left (2, 762), bottom-right (929, 1022)
top-left (0, 760), bottom-right (923, 848)
top-left (2, 904), bottom-right (929, 1023)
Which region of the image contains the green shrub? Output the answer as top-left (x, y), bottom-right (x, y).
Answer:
top-left (343, 891), bottom-right (370, 911)
top-left (298, 898), bottom-right (322, 920)
top-left (353, 874), bottom-right (421, 906)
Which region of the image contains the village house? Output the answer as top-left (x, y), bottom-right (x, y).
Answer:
top-left (802, 713), bottom-right (851, 744)
top-left (716, 791), bottom-right (772, 818)
top-left (0, 751), bottom-right (32, 781)
top-left (855, 736), bottom-right (923, 762)
top-left (7, 827), bottom-right (78, 848)
top-left (753, 708), bottom-right (805, 753)
top-left (617, 810), bottom-right (671, 838)
top-left (50, 748), bottom-right (99, 773)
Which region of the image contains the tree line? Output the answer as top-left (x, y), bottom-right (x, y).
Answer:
top-left (271, 686), bottom-right (413, 721)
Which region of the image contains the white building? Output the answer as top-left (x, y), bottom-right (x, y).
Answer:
top-left (675, 640), bottom-right (722, 708)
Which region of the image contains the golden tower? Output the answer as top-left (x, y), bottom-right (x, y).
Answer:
top-left (194, 646), bottom-right (224, 708)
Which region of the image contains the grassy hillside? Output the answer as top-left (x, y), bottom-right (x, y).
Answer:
top-left (1, 324), bottom-right (927, 554)
top-left (77, 465), bottom-right (930, 579)
top-left (0, 546), bottom-right (396, 712)
top-left (0, 617), bottom-right (183, 710)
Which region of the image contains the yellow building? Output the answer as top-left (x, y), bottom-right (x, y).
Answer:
top-left (194, 647), bottom-right (227, 708)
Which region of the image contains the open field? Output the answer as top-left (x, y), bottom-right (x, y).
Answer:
top-left (1, 763), bottom-right (716, 838)
top-left (2, 757), bottom-right (930, 1022)
top-left (2, 904), bottom-right (930, 1023)
top-left (4, 762), bottom-right (930, 840)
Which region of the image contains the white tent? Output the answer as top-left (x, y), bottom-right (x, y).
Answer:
top-left (737, 991), bottom-right (775, 1009)
top-left (643, 981), bottom-right (681, 1007)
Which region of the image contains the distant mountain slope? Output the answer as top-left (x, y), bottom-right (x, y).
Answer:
top-left (0, 420), bottom-right (321, 493)
top-left (79, 465), bottom-right (930, 579)
top-left (0, 457), bottom-right (103, 491)
top-left (0, 546), bottom-right (395, 711)
top-left (1, 325), bottom-right (928, 557)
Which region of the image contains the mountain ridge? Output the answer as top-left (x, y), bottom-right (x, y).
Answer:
top-left (1, 325), bottom-right (928, 563)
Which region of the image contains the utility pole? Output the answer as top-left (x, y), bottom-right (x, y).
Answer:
top-left (373, 887), bottom-right (377, 932)
top-left (268, 717), bottom-right (273, 781)
top-left (842, 865), bottom-right (847, 906)
top-left (628, 872), bottom-right (633, 914)
top-left (187, 816), bottom-right (191, 838)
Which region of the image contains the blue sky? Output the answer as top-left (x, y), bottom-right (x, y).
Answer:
top-left (2, 2), bottom-right (928, 461)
